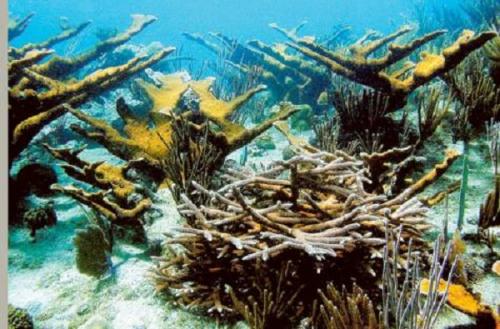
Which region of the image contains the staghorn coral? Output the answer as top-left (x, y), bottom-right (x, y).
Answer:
top-left (152, 144), bottom-right (458, 319)
top-left (183, 30), bottom-right (330, 107)
top-left (8, 14), bottom-right (173, 165)
top-left (271, 23), bottom-right (496, 107)
top-left (67, 73), bottom-right (301, 184)
top-left (8, 12), bottom-right (34, 41)
top-left (43, 143), bottom-right (152, 224)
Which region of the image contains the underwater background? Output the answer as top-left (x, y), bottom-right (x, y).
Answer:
top-left (7, 0), bottom-right (500, 328)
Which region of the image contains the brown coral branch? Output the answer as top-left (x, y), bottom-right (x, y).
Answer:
top-left (272, 23), bottom-right (496, 103)
top-left (9, 21), bottom-right (91, 59)
top-left (33, 14), bottom-right (158, 79)
top-left (8, 12), bottom-right (34, 41)
top-left (9, 47), bottom-right (173, 164)
top-left (51, 184), bottom-right (150, 223)
top-left (384, 149), bottom-right (460, 207)
top-left (44, 142), bottom-right (152, 223)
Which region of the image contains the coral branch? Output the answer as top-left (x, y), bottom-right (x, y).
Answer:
top-left (153, 145), bottom-right (456, 315)
top-left (8, 12), bottom-right (34, 41)
top-left (273, 23), bottom-right (496, 103)
top-left (44, 143), bottom-right (152, 223)
top-left (33, 14), bottom-right (158, 79)
top-left (9, 25), bottom-right (172, 165)
top-left (9, 21), bottom-right (91, 59)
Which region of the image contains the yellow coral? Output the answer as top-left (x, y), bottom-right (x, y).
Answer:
top-left (492, 261), bottom-right (500, 276)
top-left (94, 163), bottom-right (136, 200)
top-left (420, 279), bottom-right (481, 316)
top-left (137, 73), bottom-right (189, 114)
top-left (413, 52), bottom-right (445, 80)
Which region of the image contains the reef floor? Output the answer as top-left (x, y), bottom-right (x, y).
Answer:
top-left (8, 129), bottom-right (500, 328)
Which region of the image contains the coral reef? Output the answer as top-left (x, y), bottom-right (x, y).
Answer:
top-left (44, 143), bottom-right (152, 224)
top-left (271, 23), bottom-right (496, 107)
top-left (67, 73), bottom-right (301, 184)
top-left (444, 53), bottom-right (499, 136)
top-left (8, 304), bottom-right (34, 329)
top-left (8, 6), bottom-right (500, 329)
top-left (8, 14), bottom-right (173, 165)
top-left (152, 143), bottom-right (458, 320)
top-left (183, 30), bottom-right (330, 107)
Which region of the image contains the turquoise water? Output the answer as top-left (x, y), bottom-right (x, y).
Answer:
top-left (8, 0), bottom-right (465, 62)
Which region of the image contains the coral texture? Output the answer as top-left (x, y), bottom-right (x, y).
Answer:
top-left (153, 143), bottom-right (458, 316)
top-left (68, 73), bottom-right (302, 184)
top-left (271, 23), bottom-right (496, 107)
top-left (8, 14), bottom-right (172, 164)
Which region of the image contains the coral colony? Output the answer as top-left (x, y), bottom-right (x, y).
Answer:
top-left (7, 1), bottom-right (500, 328)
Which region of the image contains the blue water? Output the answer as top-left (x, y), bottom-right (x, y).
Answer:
top-left (9, 0), bottom-right (465, 61)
